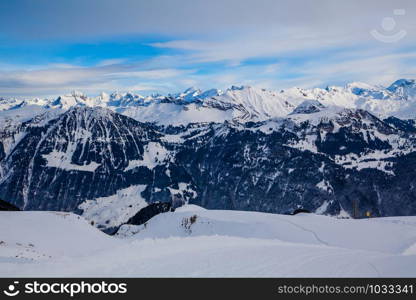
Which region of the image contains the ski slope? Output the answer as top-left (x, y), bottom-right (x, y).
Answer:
top-left (1, 206), bottom-right (416, 277)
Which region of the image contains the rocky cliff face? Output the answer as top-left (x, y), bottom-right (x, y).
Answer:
top-left (0, 107), bottom-right (195, 212)
top-left (174, 109), bottom-right (416, 217)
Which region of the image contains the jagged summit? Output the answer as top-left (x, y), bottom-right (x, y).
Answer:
top-left (388, 78), bottom-right (416, 90)
top-left (387, 79), bottom-right (416, 99)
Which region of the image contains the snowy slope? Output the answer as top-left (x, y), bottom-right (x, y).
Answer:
top-left (78, 185), bottom-right (148, 231)
top-left (120, 102), bottom-right (234, 125)
top-left (0, 211), bottom-right (119, 263)
top-left (1, 206), bottom-right (416, 277)
top-left (117, 205), bottom-right (416, 255)
top-left (202, 85), bottom-right (297, 121)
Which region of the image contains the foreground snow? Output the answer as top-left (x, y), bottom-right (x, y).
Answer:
top-left (1, 206), bottom-right (416, 277)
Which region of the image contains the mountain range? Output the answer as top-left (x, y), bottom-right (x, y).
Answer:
top-left (1, 79), bottom-right (416, 232)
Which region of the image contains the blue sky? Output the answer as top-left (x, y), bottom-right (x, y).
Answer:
top-left (0, 0), bottom-right (415, 97)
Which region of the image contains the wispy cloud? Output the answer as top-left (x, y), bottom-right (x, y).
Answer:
top-left (0, 61), bottom-right (196, 97)
top-left (0, 0), bottom-right (415, 97)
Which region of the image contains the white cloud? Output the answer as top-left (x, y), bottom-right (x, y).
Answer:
top-left (0, 61), bottom-right (196, 97)
top-left (1, 0), bottom-right (416, 97)
top-left (96, 58), bottom-right (127, 66)
top-left (2, 0), bottom-right (415, 39)
top-left (106, 68), bottom-right (195, 80)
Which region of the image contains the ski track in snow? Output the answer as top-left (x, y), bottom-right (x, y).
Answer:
top-left (276, 217), bottom-right (330, 246)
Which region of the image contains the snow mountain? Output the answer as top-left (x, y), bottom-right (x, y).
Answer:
top-left (0, 79), bottom-right (416, 125)
top-left (387, 79), bottom-right (416, 100)
top-left (1, 79), bottom-right (416, 233)
top-left (3, 78), bottom-right (416, 123)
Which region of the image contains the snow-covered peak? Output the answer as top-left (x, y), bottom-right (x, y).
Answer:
top-left (206, 85), bottom-right (296, 120)
top-left (346, 81), bottom-right (375, 90)
top-left (71, 90), bottom-right (87, 98)
top-left (171, 87), bottom-right (202, 102)
top-left (229, 85), bottom-right (246, 91)
top-left (198, 88), bottom-right (223, 99)
top-left (387, 79), bottom-right (416, 99)
top-left (0, 97), bottom-right (25, 111)
top-left (388, 78), bottom-right (416, 90)
top-left (345, 82), bottom-right (392, 100)
top-left (97, 92), bottom-right (110, 102)
top-left (49, 93), bottom-right (86, 110)
top-left (65, 105), bottom-right (116, 121)
top-left (346, 81), bottom-right (377, 94)
top-left (2, 78), bottom-right (416, 125)
top-left (164, 87), bottom-right (222, 103)
top-left (183, 86), bottom-right (200, 94)
top-left (291, 100), bottom-right (325, 115)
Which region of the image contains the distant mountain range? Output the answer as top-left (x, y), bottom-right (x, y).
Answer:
top-left (2, 79), bottom-right (416, 124)
top-left (1, 79), bottom-right (416, 232)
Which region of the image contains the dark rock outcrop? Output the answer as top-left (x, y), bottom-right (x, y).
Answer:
top-left (0, 199), bottom-right (19, 211)
top-left (126, 202), bottom-right (173, 226)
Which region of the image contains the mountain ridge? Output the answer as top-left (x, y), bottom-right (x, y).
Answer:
top-left (2, 79), bottom-right (416, 124)
top-left (1, 79), bottom-right (416, 232)
top-left (1, 104), bottom-right (416, 231)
